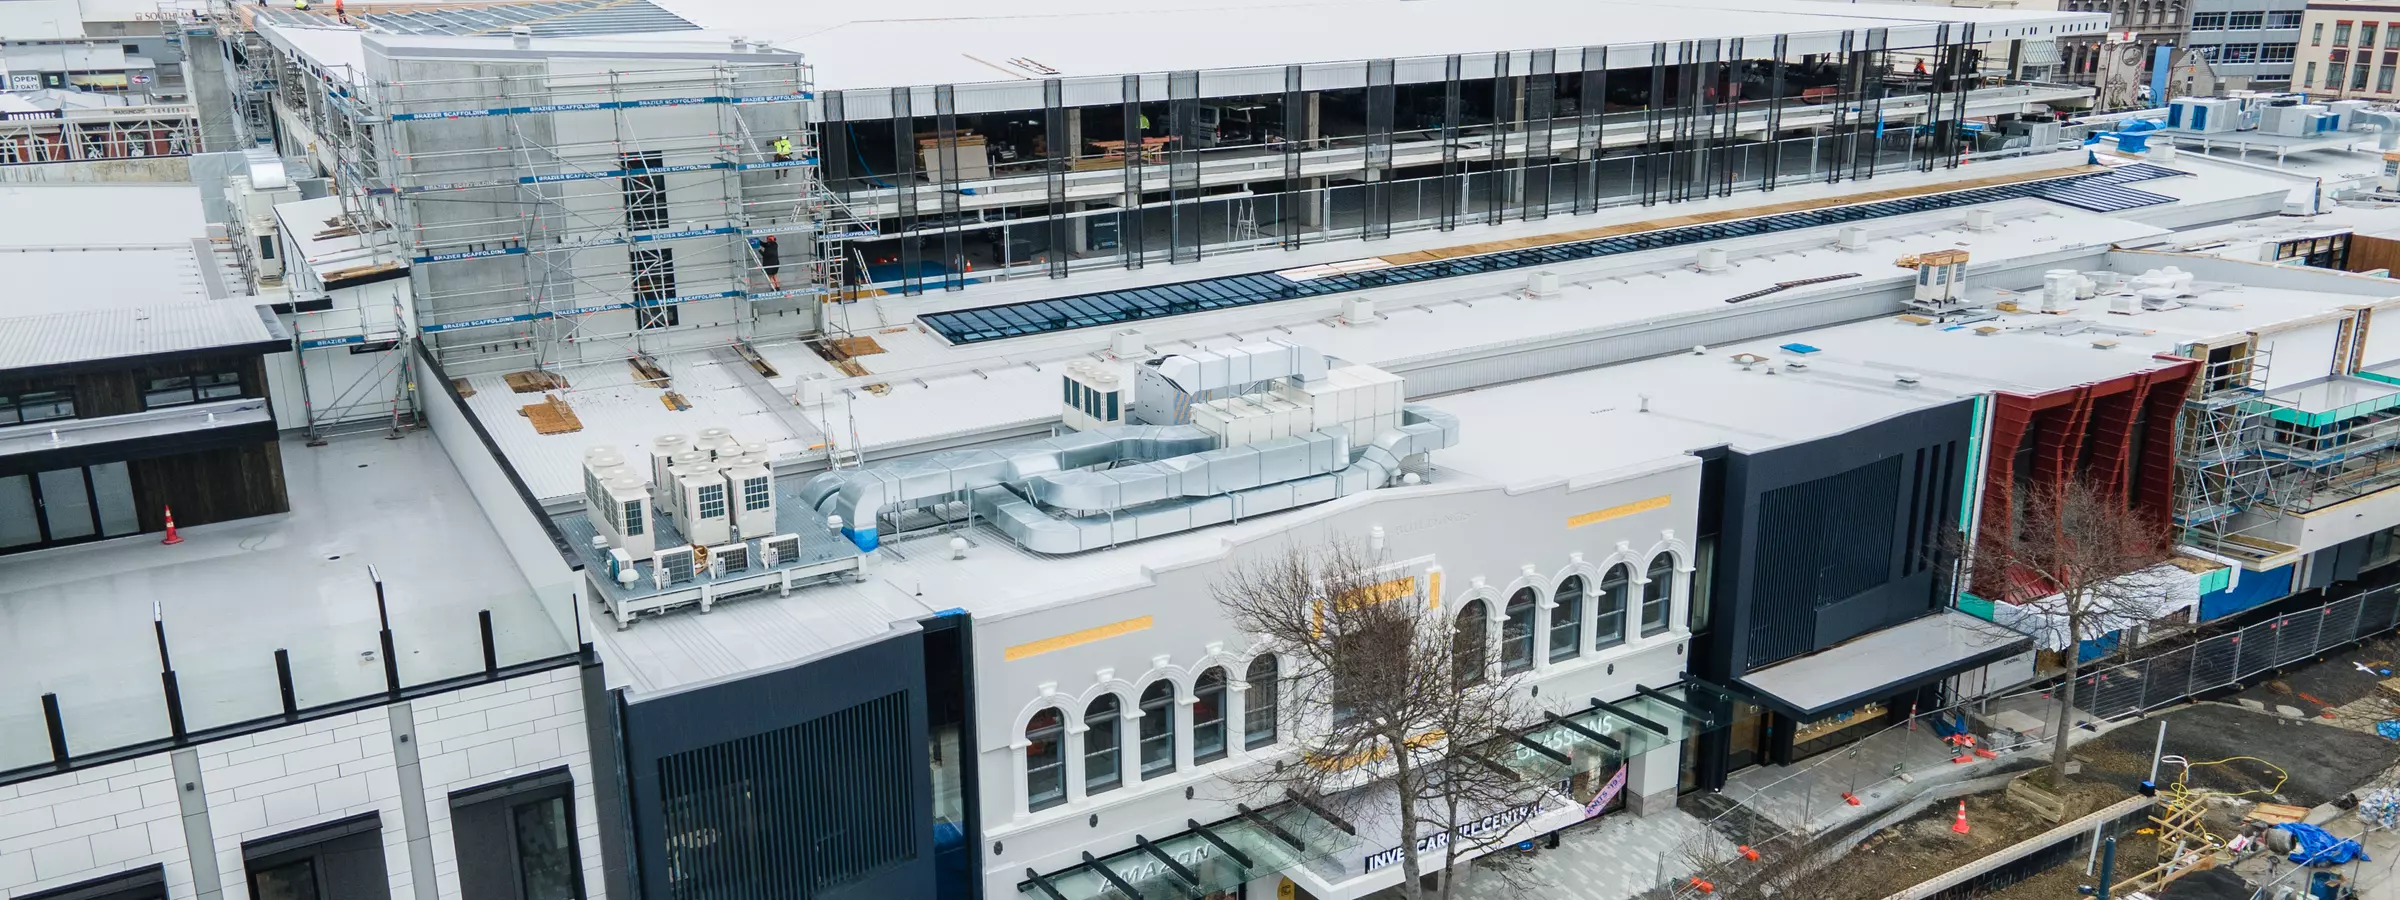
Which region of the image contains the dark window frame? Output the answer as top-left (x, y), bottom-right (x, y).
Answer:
top-left (1083, 693), bottom-right (1122, 795)
top-left (448, 767), bottom-right (587, 900)
top-left (1549, 576), bottom-right (1584, 663)
top-left (1025, 707), bottom-right (1067, 811)
top-left (1192, 667), bottom-right (1228, 765)
top-left (1593, 565), bottom-right (1630, 650)
top-left (141, 371), bottom-right (243, 409)
top-left (1137, 679), bottom-right (1177, 779)
top-left (620, 150), bottom-right (667, 231)
top-left (1242, 655), bottom-right (1278, 750)
top-left (1500, 588), bottom-right (1537, 674)
top-left (1640, 554), bottom-right (1675, 637)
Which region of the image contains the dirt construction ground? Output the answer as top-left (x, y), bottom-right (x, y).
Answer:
top-left (2076, 703), bottom-right (2400, 808)
top-left (1828, 777), bottom-right (2131, 898)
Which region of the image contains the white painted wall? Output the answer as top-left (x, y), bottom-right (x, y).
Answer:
top-left (2258, 317), bottom-right (2342, 389)
top-left (971, 458), bottom-right (1704, 900)
top-left (0, 666), bottom-right (599, 900)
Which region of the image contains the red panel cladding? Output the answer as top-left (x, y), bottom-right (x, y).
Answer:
top-left (2084, 388), bottom-right (2139, 500)
top-left (2134, 359), bottom-right (2200, 526)
top-left (1974, 393), bottom-right (2040, 598)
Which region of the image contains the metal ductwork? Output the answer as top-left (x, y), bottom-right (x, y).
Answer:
top-left (971, 405), bottom-right (1461, 555)
top-left (2354, 110), bottom-right (2400, 150)
top-left (798, 425), bottom-right (1219, 550)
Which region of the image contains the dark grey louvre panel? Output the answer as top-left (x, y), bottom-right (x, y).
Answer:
top-left (657, 691), bottom-right (917, 900)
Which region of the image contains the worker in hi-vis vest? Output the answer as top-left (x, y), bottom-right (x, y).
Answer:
top-left (292, 0), bottom-right (308, 10)
top-left (771, 136), bottom-right (794, 179)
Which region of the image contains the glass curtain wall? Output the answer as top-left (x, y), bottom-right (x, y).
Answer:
top-left (827, 30), bottom-right (1986, 295)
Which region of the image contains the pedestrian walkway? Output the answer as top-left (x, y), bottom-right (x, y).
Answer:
top-left (1448, 696), bottom-right (2133, 900)
top-left (1446, 807), bottom-right (1712, 900)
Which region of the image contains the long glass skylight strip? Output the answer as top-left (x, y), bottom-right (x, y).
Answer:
top-left (921, 167), bottom-right (2189, 345)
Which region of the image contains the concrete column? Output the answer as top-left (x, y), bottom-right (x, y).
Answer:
top-left (1065, 721), bottom-right (1091, 804)
top-left (1175, 694), bottom-right (1199, 773)
top-left (1625, 740), bottom-right (1683, 816)
top-left (1301, 92), bottom-right (1326, 227)
top-left (1123, 708), bottom-right (1150, 785)
top-left (1009, 742), bottom-right (1035, 818)
top-left (1226, 681), bottom-right (1252, 760)
top-left (388, 704), bottom-right (441, 900)
top-left (172, 749), bottom-right (225, 900)
top-left (1533, 595), bottom-right (1559, 672)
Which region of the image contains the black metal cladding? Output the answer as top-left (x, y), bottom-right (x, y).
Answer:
top-left (1122, 74), bottom-right (1147, 269)
top-left (1575, 47), bottom-right (1605, 215)
top-left (920, 165), bottom-right (2192, 345)
top-left (935, 84), bottom-right (965, 293)
top-left (1365, 59), bottom-right (1398, 239)
top-left (1283, 65), bottom-right (1307, 250)
top-left (1439, 56), bottom-right (1463, 232)
top-left (1749, 455), bottom-right (1903, 669)
top-left (1523, 49), bottom-right (1555, 221)
top-left (1170, 70), bottom-right (1204, 264)
top-left (1044, 79), bottom-right (1070, 279)
top-left (656, 691), bottom-right (918, 900)
top-left (890, 88), bottom-right (921, 296)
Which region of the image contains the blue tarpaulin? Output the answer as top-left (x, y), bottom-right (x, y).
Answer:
top-left (2281, 823), bottom-right (2370, 865)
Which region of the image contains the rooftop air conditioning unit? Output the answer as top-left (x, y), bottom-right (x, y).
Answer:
top-left (710, 541), bottom-right (751, 577)
top-left (653, 545), bottom-right (697, 587)
top-left (762, 533), bottom-right (803, 567)
top-left (607, 548), bottom-right (637, 583)
top-left (722, 458), bottom-right (776, 539)
top-left (650, 433), bottom-right (692, 487)
top-left (593, 475), bottom-right (656, 559)
top-left (676, 463), bottom-right (733, 546)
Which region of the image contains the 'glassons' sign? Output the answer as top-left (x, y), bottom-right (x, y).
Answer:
top-left (1361, 801), bottom-right (1548, 873)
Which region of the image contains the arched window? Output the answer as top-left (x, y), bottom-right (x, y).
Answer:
top-left (1193, 668), bottom-right (1229, 765)
top-left (1244, 655), bottom-right (1279, 750)
top-left (1501, 588), bottom-right (1537, 674)
top-left (1453, 599), bottom-right (1489, 687)
top-left (1083, 694), bottom-right (1122, 795)
top-left (1594, 565), bottom-right (1630, 650)
top-left (1027, 707), bottom-right (1066, 811)
top-left (1641, 554), bottom-right (1675, 637)
top-left (1138, 680), bottom-right (1177, 779)
top-left (1550, 576), bottom-right (1584, 663)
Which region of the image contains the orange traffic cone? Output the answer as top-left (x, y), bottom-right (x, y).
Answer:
top-left (1951, 800), bottom-right (1971, 835)
top-left (1738, 844), bottom-right (1760, 861)
top-left (161, 506), bottom-right (183, 545)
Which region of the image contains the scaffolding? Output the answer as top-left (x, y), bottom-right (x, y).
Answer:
top-left (280, 44), bottom-right (873, 375)
top-left (2175, 341), bottom-right (2286, 560)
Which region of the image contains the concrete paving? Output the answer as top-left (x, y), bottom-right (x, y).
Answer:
top-left (1446, 695), bottom-right (2138, 900)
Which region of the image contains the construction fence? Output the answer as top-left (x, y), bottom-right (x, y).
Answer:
top-left (1660, 583), bottom-right (2400, 899)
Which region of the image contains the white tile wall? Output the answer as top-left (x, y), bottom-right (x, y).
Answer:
top-left (0, 665), bottom-right (602, 900)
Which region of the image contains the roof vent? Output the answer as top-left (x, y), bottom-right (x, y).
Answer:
top-left (1697, 247), bottom-right (1729, 273)
top-left (1837, 226), bottom-right (1871, 251)
top-left (1965, 208), bottom-right (1996, 232)
top-left (1730, 352), bottom-right (1770, 369)
top-left (511, 25), bottom-right (531, 48)
top-left (730, 35), bottom-right (749, 52)
top-left (1895, 372), bottom-right (1922, 386)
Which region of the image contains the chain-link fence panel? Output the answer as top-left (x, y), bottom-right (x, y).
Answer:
top-left (2236, 620), bottom-right (2279, 680)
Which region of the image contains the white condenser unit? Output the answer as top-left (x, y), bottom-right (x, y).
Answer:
top-left (676, 463), bottom-right (733, 546)
top-left (1061, 362), bottom-right (1127, 431)
top-left (710, 542), bottom-right (751, 576)
top-left (649, 433), bottom-right (691, 490)
top-left (721, 457), bottom-right (776, 539)
top-left (652, 545), bottom-right (697, 587)
top-left (592, 475), bottom-right (656, 559)
top-left (762, 533), bottom-right (803, 567)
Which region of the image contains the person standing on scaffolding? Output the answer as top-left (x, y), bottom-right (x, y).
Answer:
top-left (752, 235), bottom-right (782, 290)
top-left (770, 136), bottom-right (794, 180)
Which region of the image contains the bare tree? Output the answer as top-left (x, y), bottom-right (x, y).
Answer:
top-left (1213, 539), bottom-right (1554, 899)
top-left (1968, 477), bottom-right (2177, 788)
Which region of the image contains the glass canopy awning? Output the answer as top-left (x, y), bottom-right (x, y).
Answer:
top-left (1497, 681), bottom-right (1740, 783)
top-left (1018, 796), bottom-right (1356, 900)
top-left (1018, 683), bottom-right (1748, 899)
